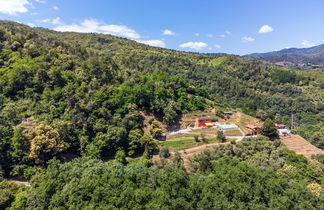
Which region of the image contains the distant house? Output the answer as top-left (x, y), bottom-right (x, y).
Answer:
top-left (275, 124), bottom-right (286, 129)
top-left (275, 61), bottom-right (293, 66)
top-left (278, 129), bottom-right (291, 136)
top-left (245, 124), bottom-right (261, 135)
top-left (224, 111), bottom-right (235, 116)
top-left (195, 117), bottom-right (213, 128)
top-left (275, 124), bottom-right (291, 136)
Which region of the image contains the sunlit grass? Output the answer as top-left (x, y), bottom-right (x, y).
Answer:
top-left (160, 137), bottom-right (219, 151)
top-left (224, 129), bottom-right (242, 136)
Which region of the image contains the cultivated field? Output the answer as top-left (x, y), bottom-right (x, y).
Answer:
top-left (160, 136), bottom-right (219, 151)
top-left (280, 135), bottom-right (324, 158)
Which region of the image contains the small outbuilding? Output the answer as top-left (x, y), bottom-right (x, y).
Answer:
top-left (216, 123), bottom-right (239, 130)
top-left (245, 124), bottom-right (261, 135)
top-left (195, 117), bottom-right (213, 128)
top-left (275, 124), bottom-right (286, 129)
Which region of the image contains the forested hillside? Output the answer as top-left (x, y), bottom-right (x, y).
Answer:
top-left (247, 44), bottom-right (324, 68)
top-left (3, 138), bottom-right (323, 209)
top-left (0, 20), bottom-right (323, 173)
top-left (0, 21), bottom-right (323, 209)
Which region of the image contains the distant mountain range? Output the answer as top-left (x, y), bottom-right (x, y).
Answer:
top-left (246, 44), bottom-right (324, 68)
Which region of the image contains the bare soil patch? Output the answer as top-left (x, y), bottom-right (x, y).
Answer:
top-left (281, 135), bottom-right (324, 158)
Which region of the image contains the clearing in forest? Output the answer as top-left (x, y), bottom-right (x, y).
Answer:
top-left (280, 135), bottom-right (324, 158)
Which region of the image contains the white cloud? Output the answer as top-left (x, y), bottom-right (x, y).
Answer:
top-left (163, 29), bottom-right (175, 35)
top-left (53, 19), bottom-right (140, 39)
top-left (27, 23), bottom-right (35, 27)
top-left (207, 34), bottom-right (213, 38)
top-left (179, 42), bottom-right (208, 50)
top-left (35, 0), bottom-right (46, 3)
top-left (53, 6), bottom-right (59, 11)
top-left (258, 25), bottom-right (273, 34)
top-left (41, 17), bottom-right (61, 25)
top-left (194, 33), bottom-right (200, 37)
top-left (242, 36), bottom-right (255, 42)
top-left (219, 31), bottom-right (231, 38)
top-left (137, 40), bottom-right (166, 48)
top-left (301, 40), bottom-right (315, 48)
top-left (0, 0), bottom-right (31, 15)
top-left (215, 44), bottom-right (221, 48)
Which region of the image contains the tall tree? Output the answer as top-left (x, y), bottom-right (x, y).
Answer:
top-left (261, 119), bottom-right (278, 139)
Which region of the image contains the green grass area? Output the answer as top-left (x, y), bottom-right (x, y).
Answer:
top-left (209, 56), bottom-right (229, 66)
top-left (167, 133), bottom-right (199, 139)
top-left (160, 137), bottom-right (219, 151)
top-left (224, 129), bottom-right (242, 136)
top-left (191, 128), bottom-right (219, 134)
top-left (241, 113), bottom-right (256, 120)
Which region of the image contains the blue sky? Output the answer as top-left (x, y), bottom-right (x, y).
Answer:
top-left (0, 0), bottom-right (323, 55)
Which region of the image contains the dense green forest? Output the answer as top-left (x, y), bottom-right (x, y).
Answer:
top-left (2, 139), bottom-right (323, 209)
top-left (0, 21), bottom-right (323, 209)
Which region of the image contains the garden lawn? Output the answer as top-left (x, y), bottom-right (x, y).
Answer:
top-left (160, 137), bottom-right (219, 151)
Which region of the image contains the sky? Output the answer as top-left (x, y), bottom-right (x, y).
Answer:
top-left (0, 0), bottom-right (323, 55)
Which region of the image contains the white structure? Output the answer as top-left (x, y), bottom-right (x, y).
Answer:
top-left (215, 123), bottom-right (239, 130)
top-left (278, 129), bottom-right (291, 136)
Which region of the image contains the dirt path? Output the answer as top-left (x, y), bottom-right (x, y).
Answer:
top-left (4, 178), bottom-right (30, 187)
top-left (280, 135), bottom-right (324, 158)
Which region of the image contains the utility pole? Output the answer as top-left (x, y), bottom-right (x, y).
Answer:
top-left (291, 114), bottom-right (294, 130)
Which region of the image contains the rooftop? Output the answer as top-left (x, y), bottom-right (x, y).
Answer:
top-left (246, 124), bottom-right (260, 129)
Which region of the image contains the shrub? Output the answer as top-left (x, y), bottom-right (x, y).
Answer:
top-left (150, 127), bottom-right (163, 139)
top-left (274, 139), bottom-right (281, 147)
top-left (0, 165), bottom-right (4, 181)
top-left (0, 180), bottom-right (23, 209)
top-left (230, 139), bottom-right (236, 144)
top-left (211, 116), bottom-right (219, 122)
top-left (200, 133), bottom-right (207, 143)
top-left (261, 119), bottom-right (278, 139)
top-left (172, 152), bottom-right (183, 168)
top-left (216, 131), bottom-right (226, 143)
top-left (141, 151), bottom-right (151, 167)
top-left (148, 118), bottom-right (154, 125)
top-left (311, 154), bottom-right (324, 164)
top-left (115, 150), bottom-right (127, 165)
top-left (242, 136), bottom-right (269, 142)
top-left (215, 110), bottom-right (225, 119)
top-left (194, 135), bottom-right (200, 142)
top-left (159, 147), bottom-right (170, 158)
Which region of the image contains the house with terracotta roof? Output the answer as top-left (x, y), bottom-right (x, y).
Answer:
top-left (195, 117), bottom-right (213, 128)
top-left (245, 124), bottom-right (261, 135)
